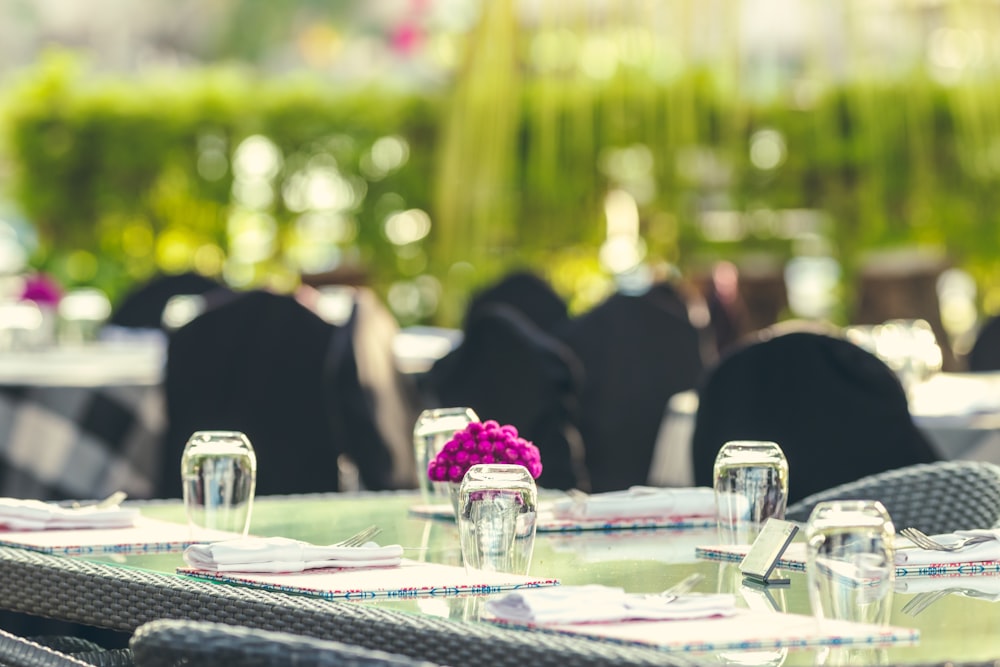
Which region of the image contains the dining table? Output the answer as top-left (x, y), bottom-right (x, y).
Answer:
top-left (0, 338), bottom-right (167, 501)
top-left (0, 325), bottom-right (460, 503)
top-left (0, 490), bottom-right (996, 666)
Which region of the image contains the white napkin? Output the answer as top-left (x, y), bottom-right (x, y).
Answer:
top-left (183, 536), bottom-right (405, 573)
top-left (485, 585), bottom-right (737, 625)
top-left (550, 486), bottom-right (718, 521)
top-left (0, 498), bottom-right (139, 531)
top-left (895, 529), bottom-right (1000, 566)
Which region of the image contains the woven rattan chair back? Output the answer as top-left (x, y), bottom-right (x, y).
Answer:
top-left (130, 619), bottom-right (437, 667)
top-left (0, 628), bottom-right (119, 667)
top-left (785, 460), bottom-right (1000, 534)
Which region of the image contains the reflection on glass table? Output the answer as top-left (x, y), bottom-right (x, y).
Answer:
top-left (77, 492), bottom-right (1000, 666)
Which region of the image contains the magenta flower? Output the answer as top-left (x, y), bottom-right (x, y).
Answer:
top-left (427, 419), bottom-right (543, 484)
top-left (20, 273), bottom-right (61, 307)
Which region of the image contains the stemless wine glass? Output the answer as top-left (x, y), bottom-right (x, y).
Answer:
top-left (457, 463), bottom-right (538, 575)
top-left (805, 500), bottom-right (895, 627)
top-left (413, 407), bottom-right (479, 504)
top-left (181, 430), bottom-right (257, 538)
top-left (713, 440), bottom-right (789, 544)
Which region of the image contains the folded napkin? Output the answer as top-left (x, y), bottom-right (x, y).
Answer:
top-left (550, 486), bottom-right (717, 521)
top-left (895, 529), bottom-right (1000, 566)
top-left (183, 536), bottom-right (405, 573)
top-left (485, 584), bottom-right (737, 625)
top-left (0, 498), bottom-right (139, 531)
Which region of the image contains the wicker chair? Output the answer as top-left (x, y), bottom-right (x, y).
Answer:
top-left (0, 628), bottom-right (131, 667)
top-left (129, 619), bottom-right (438, 667)
top-left (785, 460), bottom-right (1000, 534)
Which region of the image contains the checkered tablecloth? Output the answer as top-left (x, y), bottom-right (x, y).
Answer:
top-left (0, 381), bottom-right (165, 501)
top-left (0, 340), bottom-right (167, 501)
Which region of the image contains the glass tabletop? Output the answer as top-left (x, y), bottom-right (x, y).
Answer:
top-left (85, 492), bottom-right (1000, 666)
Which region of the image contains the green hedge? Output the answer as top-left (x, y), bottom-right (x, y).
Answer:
top-left (5, 53), bottom-right (1000, 326)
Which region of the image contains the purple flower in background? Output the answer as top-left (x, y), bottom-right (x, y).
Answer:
top-left (427, 419), bottom-right (543, 484)
top-left (20, 273), bottom-right (61, 307)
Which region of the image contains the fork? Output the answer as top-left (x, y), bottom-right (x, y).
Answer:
top-left (899, 527), bottom-right (994, 552)
top-left (901, 588), bottom-right (952, 617)
top-left (648, 572), bottom-right (705, 600)
top-left (61, 491), bottom-right (128, 510)
top-left (336, 525), bottom-right (381, 547)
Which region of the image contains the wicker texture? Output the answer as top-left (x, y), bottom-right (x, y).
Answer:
top-left (0, 546), bottom-right (695, 667)
top-left (785, 460), bottom-right (1000, 533)
top-left (0, 628), bottom-right (102, 667)
top-left (130, 619), bottom-right (438, 667)
top-left (23, 639), bottom-right (130, 667)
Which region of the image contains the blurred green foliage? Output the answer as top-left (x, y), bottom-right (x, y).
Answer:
top-left (5, 51), bottom-right (1000, 325)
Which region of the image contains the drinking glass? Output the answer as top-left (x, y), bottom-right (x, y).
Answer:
top-left (457, 463), bottom-right (538, 575)
top-left (413, 407), bottom-right (479, 505)
top-left (57, 287), bottom-right (111, 344)
top-left (181, 430), bottom-right (257, 537)
top-left (805, 500), bottom-right (895, 627)
top-left (713, 440), bottom-right (789, 544)
top-left (0, 300), bottom-right (46, 351)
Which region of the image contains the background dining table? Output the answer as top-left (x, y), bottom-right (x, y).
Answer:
top-left (0, 338), bottom-right (167, 501)
top-left (43, 490), bottom-right (1000, 666)
top-left (0, 326), bottom-right (460, 502)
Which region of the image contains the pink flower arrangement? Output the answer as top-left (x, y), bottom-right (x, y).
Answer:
top-left (20, 273), bottom-right (61, 307)
top-left (427, 420), bottom-right (542, 484)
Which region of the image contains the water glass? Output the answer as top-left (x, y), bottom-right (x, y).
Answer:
top-left (413, 407), bottom-right (479, 504)
top-left (713, 440), bottom-right (789, 544)
top-left (805, 500), bottom-right (895, 626)
top-left (57, 287), bottom-right (112, 344)
top-left (457, 464), bottom-right (538, 575)
top-left (181, 430), bottom-right (257, 537)
top-left (0, 300), bottom-right (47, 351)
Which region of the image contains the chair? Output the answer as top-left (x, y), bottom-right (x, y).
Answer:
top-left (423, 303), bottom-right (587, 490)
top-left (348, 288), bottom-right (423, 489)
top-left (691, 329), bottom-right (940, 504)
top-left (967, 314), bottom-right (1000, 372)
top-left (785, 461), bottom-right (1000, 535)
top-left (464, 270), bottom-right (569, 335)
top-left (129, 619), bottom-right (437, 667)
top-left (558, 284), bottom-right (707, 492)
top-left (159, 289), bottom-right (395, 497)
top-left (107, 272), bottom-right (231, 331)
top-left (0, 627), bottom-right (130, 667)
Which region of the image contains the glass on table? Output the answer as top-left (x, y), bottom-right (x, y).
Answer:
top-left (846, 319), bottom-right (943, 395)
top-left (181, 430), bottom-right (257, 538)
top-left (457, 463), bottom-right (538, 575)
top-left (805, 500), bottom-right (895, 627)
top-left (413, 407), bottom-right (479, 505)
top-left (713, 440), bottom-right (789, 544)
top-left (57, 287), bottom-right (111, 344)
top-left (0, 300), bottom-right (47, 351)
